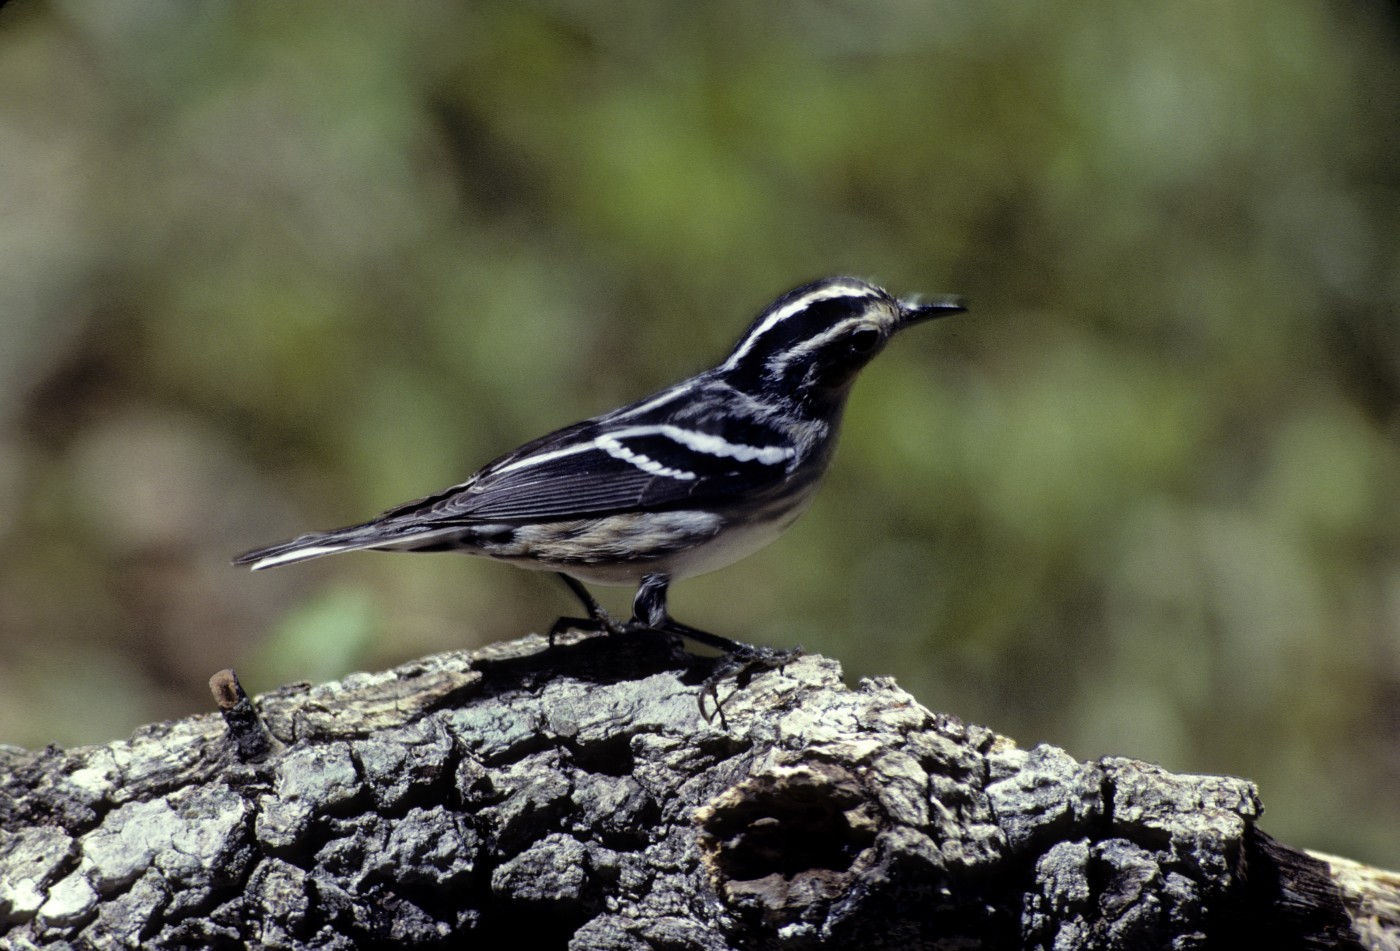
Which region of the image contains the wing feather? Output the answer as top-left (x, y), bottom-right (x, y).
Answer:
top-left (374, 408), bottom-right (796, 524)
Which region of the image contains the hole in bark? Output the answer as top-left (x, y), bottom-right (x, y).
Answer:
top-left (697, 764), bottom-right (876, 882)
top-left (475, 907), bottom-right (588, 949)
top-left (568, 734), bottom-right (635, 777)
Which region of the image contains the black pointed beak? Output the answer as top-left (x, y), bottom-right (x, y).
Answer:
top-left (899, 295), bottom-right (968, 327)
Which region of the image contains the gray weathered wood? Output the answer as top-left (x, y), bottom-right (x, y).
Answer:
top-left (0, 631), bottom-right (1390, 949)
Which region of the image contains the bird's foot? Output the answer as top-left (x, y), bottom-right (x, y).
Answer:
top-left (547, 610), bottom-right (629, 646)
top-left (552, 573), bottom-right (633, 646)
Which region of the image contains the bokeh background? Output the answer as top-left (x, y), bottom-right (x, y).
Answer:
top-left (1, 0), bottom-right (1397, 865)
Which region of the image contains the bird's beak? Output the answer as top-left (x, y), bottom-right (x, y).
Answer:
top-left (899, 295), bottom-right (968, 328)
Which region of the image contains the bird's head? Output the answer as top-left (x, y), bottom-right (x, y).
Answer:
top-left (717, 277), bottom-right (966, 407)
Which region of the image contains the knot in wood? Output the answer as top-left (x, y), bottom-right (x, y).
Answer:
top-left (695, 762), bottom-right (879, 923)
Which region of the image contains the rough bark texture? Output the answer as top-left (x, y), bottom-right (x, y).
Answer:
top-left (0, 631), bottom-right (1392, 950)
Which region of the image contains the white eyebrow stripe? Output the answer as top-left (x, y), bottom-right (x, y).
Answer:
top-left (765, 316), bottom-right (868, 374)
top-left (721, 283), bottom-right (880, 372)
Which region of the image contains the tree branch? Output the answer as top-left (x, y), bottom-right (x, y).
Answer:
top-left (0, 632), bottom-right (1392, 949)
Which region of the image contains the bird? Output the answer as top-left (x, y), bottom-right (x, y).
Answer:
top-left (235, 277), bottom-right (966, 715)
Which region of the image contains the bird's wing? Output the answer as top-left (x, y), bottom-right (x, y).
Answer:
top-left (377, 413), bottom-right (799, 524)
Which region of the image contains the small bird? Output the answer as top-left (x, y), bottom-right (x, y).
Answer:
top-left (236, 277), bottom-right (966, 713)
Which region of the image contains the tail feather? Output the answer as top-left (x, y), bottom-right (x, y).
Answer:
top-left (233, 522), bottom-right (466, 570)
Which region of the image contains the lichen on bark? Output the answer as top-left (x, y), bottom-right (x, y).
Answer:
top-left (0, 631), bottom-right (1372, 950)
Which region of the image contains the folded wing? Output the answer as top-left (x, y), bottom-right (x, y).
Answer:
top-left (386, 419), bottom-right (798, 523)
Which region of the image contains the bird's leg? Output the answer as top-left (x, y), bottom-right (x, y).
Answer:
top-left (631, 573), bottom-right (740, 652)
top-left (549, 573), bottom-right (626, 645)
top-left (631, 573), bottom-right (802, 723)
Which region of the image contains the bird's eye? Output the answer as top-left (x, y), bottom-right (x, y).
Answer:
top-left (849, 328), bottom-right (880, 354)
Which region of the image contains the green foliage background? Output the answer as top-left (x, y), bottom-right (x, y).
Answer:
top-left (0, 1), bottom-right (1396, 864)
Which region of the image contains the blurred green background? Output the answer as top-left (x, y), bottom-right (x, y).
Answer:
top-left (1, 1), bottom-right (1397, 864)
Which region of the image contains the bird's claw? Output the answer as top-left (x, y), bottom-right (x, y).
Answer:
top-left (547, 610), bottom-right (629, 646)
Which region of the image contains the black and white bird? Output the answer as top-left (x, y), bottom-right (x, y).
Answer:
top-left (236, 277), bottom-right (965, 708)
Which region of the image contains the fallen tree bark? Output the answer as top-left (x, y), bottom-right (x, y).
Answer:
top-left (0, 631), bottom-right (1393, 950)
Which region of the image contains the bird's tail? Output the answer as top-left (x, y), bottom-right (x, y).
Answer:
top-left (233, 520), bottom-right (463, 570)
